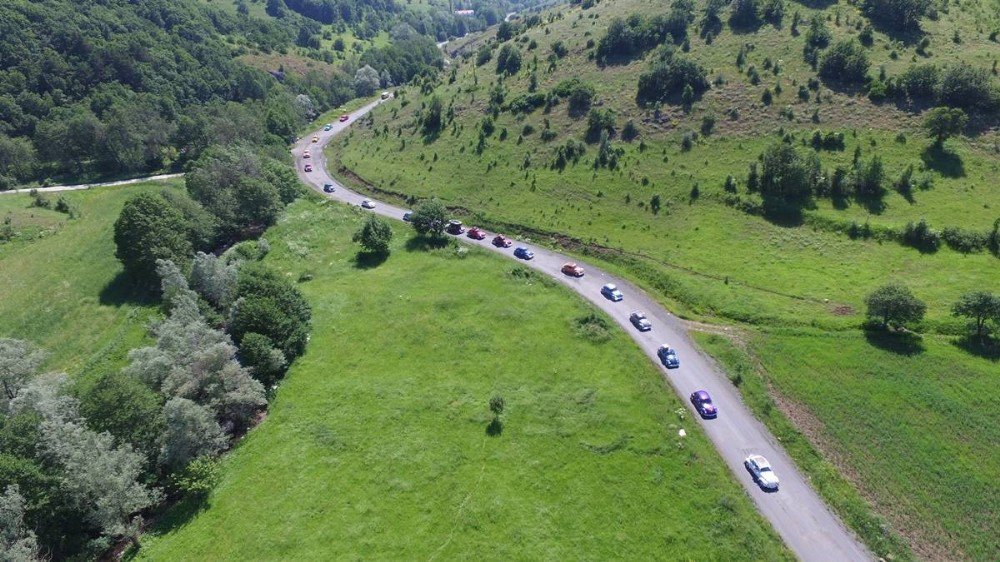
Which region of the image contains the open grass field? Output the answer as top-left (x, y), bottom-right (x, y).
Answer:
top-left (695, 329), bottom-right (1000, 560)
top-left (133, 196), bottom-right (790, 560)
top-left (0, 184), bottom-right (173, 376)
top-left (327, 0), bottom-right (1000, 557)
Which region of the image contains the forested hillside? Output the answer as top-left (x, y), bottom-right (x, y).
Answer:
top-left (0, 0), bottom-right (545, 188)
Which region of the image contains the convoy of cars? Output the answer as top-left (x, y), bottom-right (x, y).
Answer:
top-left (303, 117), bottom-right (784, 492)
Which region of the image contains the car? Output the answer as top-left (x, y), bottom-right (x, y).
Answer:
top-left (302, 151), bottom-right (311, 159)
top-left (312, 136), bottom-right (319, 143)
top-left (402, 211), bottom-right (413, 221)
top-left (303, 164), bottom-right (313, 172)
top-left (745, 455), bottom-right (779, 491)
top-left (467, 227), bottom-right (487, 240)
top-left (339, 114), bottom-right (350, 122)
top-left (513, 247), bottom-right (534, 260)
top-left (658, 344), bottom-right (680, 369)
top-left (492, 234), bottom-right (512, 248)
top-left (323, 124), bottom-right (332, 131)
top-left (629, 311), bottom-right (652, 331)
top-left (381, 91), bottom-right (391, 100)
top-left (361, 200), bottom-right (376, 209)
top-left (561, 263), bottom-right (584, 277)
top-left (323, 183), bottom-right (334, 193)
top-left (601, 283), bottom-right (623, 301)
top-left (689, 390), bottom-right (718, 419)
top-left (446, 220), bottom-right (465, 235)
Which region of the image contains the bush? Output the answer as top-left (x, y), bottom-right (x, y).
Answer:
top-left (230, 263), bottom-right (312, 360)
top-left (352, 214), bottom-right (394, 254)
top-left (476, 45), bottom-right (492, 66)
top-left (901, 218), bottom-right (941, 251)
top-left (898, 64), bottom-right (940, 100)
top-left (507, 93), bottom-right (547, 114)
top-left (937, 63), bottom-right (999, 111)
top-left (574, 312), bottom-right (612, 343)
top-left (551, 41), bottom-right (569, 58)
top-left (862, 0), bottom-right (930, 32)
top-left (238, 332), bottom-right (288, 387)
top-left (586, 108), bottom-right (616, 140)
top-left (496, 44), bottom-right (522, 76)
top-left (819, 39), bottom-right (870, 84)
top-left (622, 120), bottom-right (639, 141)
top-left (941, 227), bottom-right (988, 253)
top-left (636, 47), bottom-right (709, 105)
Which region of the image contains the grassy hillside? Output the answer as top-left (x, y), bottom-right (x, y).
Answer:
top-left (134, 196), bottom-right (789, 560)
top-left (327, 0), bottom-right (999, 558)
top-left (0, 185), bottom-right (175, 375)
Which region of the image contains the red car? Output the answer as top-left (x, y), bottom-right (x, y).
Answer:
top-left (339, 114), bottom-right (350, 122)
top-left (467, 227), bottom-right (487, 240)
top-left (492, 234), bottom-right (512, 248)
top-left (561, 262), bottom-right (584, 277)
top-left (304, 164), bottom-right (313, 172)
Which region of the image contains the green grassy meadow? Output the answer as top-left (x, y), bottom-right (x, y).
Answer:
top-left (134, 196), bottom-right (790, 560)
top-left (0, 184), bottom-right (174, 375)
top-left (327, 0), bottom-right (1000, 557)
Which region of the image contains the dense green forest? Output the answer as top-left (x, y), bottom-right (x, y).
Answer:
top-left (0, 0), bottom-right (543, 188)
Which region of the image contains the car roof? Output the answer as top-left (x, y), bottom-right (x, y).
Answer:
top-left (693, 389), bottom-right (709, 398)
top-left (749, 455), bottom-right (769, 466)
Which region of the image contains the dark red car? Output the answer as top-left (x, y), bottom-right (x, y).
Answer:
top-left (467, 227), bottom-right (487, 240)
top-left (339, 114), bottom-right (350, 122)
top-left (492, 234), bottom-right (512, 248)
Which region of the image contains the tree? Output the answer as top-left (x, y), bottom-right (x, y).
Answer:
top-left (158, 398), bottom-right (227, 472)
top-left (0, 485), bottom-right (40, 561)
top-left (422, 96), bottom-right (443, 135)
top-left (758, 142), bottom-right (813, 201)
top-left (77, 371), bottom-right (164, 459)
top-left (923, 107), bottom-right (968, 146)
top-left (951, 291), bottom-right (1000, 339)
top-left (635, 49), bottom-right (709, 105)
top-left (865, 284), bottom-right (927, 329)
top-left (489, 395), bottom-right (505, 418)
top-left (113, 193), bottom-right (193, 287)
top-left (819, 39), bottom-right (870, 83)
top-left (496, 44), bottom-right (522, 76)
top-left (237, 333), bottom-right (287, 388)
top-left (0, 339), bottom-right (46, 409)
top-left (39, 418), bottom-right (161, 538)
top-left (352, 215), bottom-right (394, 254)
top-left (411, 199), bottom-right (448, 237)
top-left (189, 252), bottom-right (239, 309)
top-left (229, 264), bottom-right (312, 361)
top-left (354, 65), bottom-right (381, 97)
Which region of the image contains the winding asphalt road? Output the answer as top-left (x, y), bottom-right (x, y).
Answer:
top-left (299, 98), bottom-right (872, 562)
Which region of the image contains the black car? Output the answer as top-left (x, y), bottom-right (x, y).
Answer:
top-left (323, 183), bottom-right (335, 193)
top-left (446, 220), bottom-right (465, 235)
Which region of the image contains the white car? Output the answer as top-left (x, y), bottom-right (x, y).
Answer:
top-left (361, 200), bottom-right (376, 209)
top-left (745, 455), bottom-right (779, 490)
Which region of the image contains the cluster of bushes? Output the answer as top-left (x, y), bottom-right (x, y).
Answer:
top-left (496, 44), bottom-right (523, 76)
top-left (596, 7), bottom-right (693, 63)
top-left (745, 141), bottom-right (888, 209)
top-left (904, 220), bottom-right (1000, 255)
top-left (818, 39), bottom-right (871, 84)
top-left (729, 0), bottom-right (785, 29)
top-left (894, 63), bottom-right (999, 112)
top-left (551, 78), bottom-right (597, 116)
top-left (861, 0), bottom-right (930, 32)
top-left (0, 242), bottom-right (311, 558)
top-left (636, 46), bottom-right (709, 105)
top-left (114, 145), bottom-right (301, 288)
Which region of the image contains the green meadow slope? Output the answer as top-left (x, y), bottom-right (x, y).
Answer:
top-left (134, 197), bottom-right (789, 560)
top-left (329, 0), bottom-right (1000, 558)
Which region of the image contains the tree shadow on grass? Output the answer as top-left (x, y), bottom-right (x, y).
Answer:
top-left (486, 418), bottom-right (503, 437)
top-left (921, 144), bottom-right (965, 178)
top-left (123, 495), bottom-right (212, 560)
top-left (99, 271), bottom-right (156, 306)
top-left (760, 200), bottom-right (806, 227)
top-left (404, 235), bottom-right (450, 252)
top-left (352, 250), bottom-right (389, 269)
top-left (952, 336), bottom-right (1000, 362)
top-left (864, 328), bottom-right (926, 356)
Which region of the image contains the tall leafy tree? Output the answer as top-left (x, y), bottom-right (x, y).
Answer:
top-left (952, 291), bottom-right (1000, 339)
top-left (865, 284), bottom-right (927, 329)
top-left (923, 107), bottom-right (968, 146)
top-left (113, 193), bottom-right (193, 287)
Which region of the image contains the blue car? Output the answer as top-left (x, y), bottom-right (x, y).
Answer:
top-left (601, 283), bottom-right (623, 301)
top-left (657, 344), bottom-right (680, 368)
top-left (513, 246), bottom-right (534, 260)
top-left (690, 390), bottom-right (717, 419)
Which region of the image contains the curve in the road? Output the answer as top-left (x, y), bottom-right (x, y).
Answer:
top-left (296, 98), bottom-right (874, 562)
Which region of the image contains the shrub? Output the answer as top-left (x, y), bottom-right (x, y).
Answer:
top-left (551, 41), bottom-right (569, 58)
top-left (596, 14), bottom-right (674, 61)
top-left (937, 63), bottom-right (999, 111)
top-left (352, 214), bottom-right (394, 254)
top-left (496, 44), bottom-right (522, 76)
top-left (898, 64), bottom-right (939, 100)
top-left (574, 312), bottom-right (612, 342)
top-left (700, 114), bottom-right (716, 135)
top-left (586, 108), bottom-right (616, 140)
top-left (819, 39), bottom-right (870, 83)
top-left (862, 0), bottom-right (930, 32)
top-left (476, 45), bottom-right (492, 66)
top-left (636, 47), bottom-right (709, 105)
top-left (507, 93), bottom-right (547, 114)
top-left (901, 218), bottom-right (941, 251)
top-left (941, 227), bottom-right (988, 253)
top-left (729, 0), bottom-right (760, 28)
top-left (622, 120), bottom-right (639, 141)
